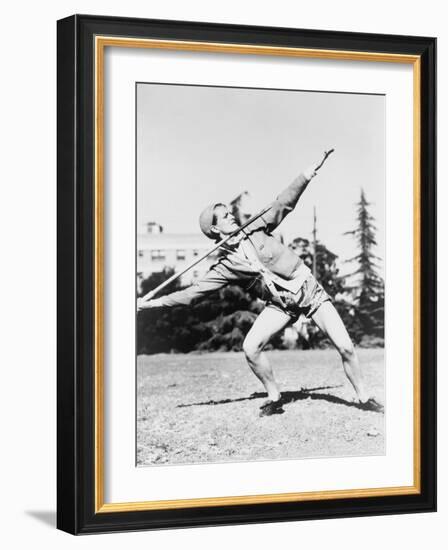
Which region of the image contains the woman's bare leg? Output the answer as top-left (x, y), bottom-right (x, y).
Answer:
top-left (311, 301), bottom-right (369, 403)
top-left (243, 306), bottom-right (292, 402)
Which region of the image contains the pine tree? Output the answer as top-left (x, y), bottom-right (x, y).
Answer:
top-left (344, 189), bottom-right (384, 340)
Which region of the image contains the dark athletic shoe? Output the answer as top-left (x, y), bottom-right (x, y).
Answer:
top-left (259, 399), bottom-right (285, 417)
top-left (358, 397), bottom-right (384, 413)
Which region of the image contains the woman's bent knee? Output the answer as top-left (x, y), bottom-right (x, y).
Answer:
top-left (337, 341), bottom-right (355, 361)
top-left (243, 337), bottom-right (263, 360)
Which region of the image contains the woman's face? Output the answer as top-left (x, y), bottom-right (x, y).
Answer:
top-left (212, 205), bottom-right (239, 236)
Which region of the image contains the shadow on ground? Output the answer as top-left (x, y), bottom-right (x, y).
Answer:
top-left (178, 386), bottom-right (383, 413)
top-left (26, 510), bottom-right (56, 528)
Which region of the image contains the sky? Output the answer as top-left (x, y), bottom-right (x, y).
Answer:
top-left (137, 83), bottom-right (385, 275)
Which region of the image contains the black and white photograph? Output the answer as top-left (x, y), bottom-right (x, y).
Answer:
top-left (136, 83), bottom-right (386, 467)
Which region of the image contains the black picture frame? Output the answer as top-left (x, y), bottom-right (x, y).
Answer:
top-left (57, 14), bottom-right (436, 535)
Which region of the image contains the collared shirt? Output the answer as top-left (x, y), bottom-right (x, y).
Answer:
top-left (147, 172), bottom-right (310, 308)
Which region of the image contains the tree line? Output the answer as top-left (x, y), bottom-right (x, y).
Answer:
top-left (137, 189), bottom-right (384, 354)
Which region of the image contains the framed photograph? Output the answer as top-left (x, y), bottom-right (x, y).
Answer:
top-left (57, 15), bottom-right (436, 534)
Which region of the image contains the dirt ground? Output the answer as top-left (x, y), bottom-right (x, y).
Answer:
top-left (137, 349), bottom-right (385, 466)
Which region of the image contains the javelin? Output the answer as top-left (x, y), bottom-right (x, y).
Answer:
top-left (316, 148), bottom-right (335, 170)
top-left (140, 204), bottom-right (272, 302)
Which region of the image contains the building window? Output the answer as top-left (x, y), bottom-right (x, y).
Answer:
top-left (138, 250), bottom-right (144, 258)
top-left (176, 249), bottom-right (186, 260)
top-left (146, 222), bottom-right (163, 234)
top-left (150, 249), bottom-right (165, 261)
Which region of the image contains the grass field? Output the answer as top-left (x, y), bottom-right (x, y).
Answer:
top-left (137, 349), bottom-right (385, 466)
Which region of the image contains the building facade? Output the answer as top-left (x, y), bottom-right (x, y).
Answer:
top-left (137, 222), bottom-right (218, 291)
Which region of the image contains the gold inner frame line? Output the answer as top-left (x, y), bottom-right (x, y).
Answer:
top-left (94, 35), bottom-right (421, 513)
